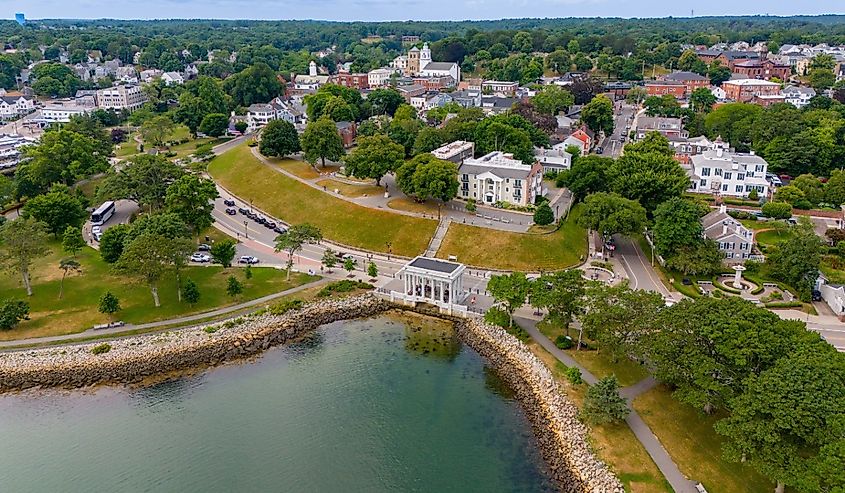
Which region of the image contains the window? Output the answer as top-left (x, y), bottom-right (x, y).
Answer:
top-left (461, 174), bottom-right (469, 182)
top-left (700, 179), bottom-right (707, 187)
top-left (746, 185), bottom-right (753, 192)
top-left (729, 242), bottom-right (736, 250)
top-left (755, 165), bottom-right (764, 173)
top-left (726, 252), bottom-right (734, 259)
top-left (722, 184), bottom-right (728, 191)
top-left (738, 173), bottom-right (745, 181)
top-left (736, 185), bottom-right (743, 193)
top-left (724, 172), bottom-right (732, 180)
top-left (514, 179), bottom-right (522, 188)
top-left (701, 168), bottom-right (711, 176)
top-left (715, 168), bottom-right (723, 176)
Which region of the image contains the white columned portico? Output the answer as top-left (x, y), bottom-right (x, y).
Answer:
top-left (395, 256), bottom-right (467, 314)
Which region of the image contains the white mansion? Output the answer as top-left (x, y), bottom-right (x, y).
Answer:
top-left (457, 151), bottom-right (543, 207)
top-left (687, 147), bottom-right (770, 199)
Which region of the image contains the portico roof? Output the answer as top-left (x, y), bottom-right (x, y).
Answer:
top-left (408, 256), bottom-right (462, 274)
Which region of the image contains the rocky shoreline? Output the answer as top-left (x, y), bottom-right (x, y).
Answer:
top-left (0, 294), bottom-right (622, 492)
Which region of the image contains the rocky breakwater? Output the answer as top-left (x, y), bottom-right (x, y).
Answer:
top-left (455, 318), bottom-right (625, 493)
top-left (0, 295), bottom-right (391, 393)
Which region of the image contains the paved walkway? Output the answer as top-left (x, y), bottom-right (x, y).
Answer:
top-left (424, 216), bottom-right (451, 257)
top-left (0, 278), bottom-right (330, 349)
top-left (514, 316), bottom-right (698, 493)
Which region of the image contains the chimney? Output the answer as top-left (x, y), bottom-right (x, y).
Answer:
top-left (719, 204), bottom-right (727, 214)
top-left (716, 147), bottom-right (724, 158)
top-left (749, 150), bottom-right (755, 156)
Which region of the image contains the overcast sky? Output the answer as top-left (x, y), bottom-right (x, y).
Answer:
top-left (4, 0), bottom-right (843, 21)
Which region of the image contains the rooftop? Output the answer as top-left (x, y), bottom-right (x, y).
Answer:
top-left (408, 256), bottom-right (462, 274)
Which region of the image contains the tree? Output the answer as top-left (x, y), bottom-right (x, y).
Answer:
top-left (198, 113), bottom-right (229, 137)
top-left (274, 224), bottom-right (323, 280)
top-left (532, 85), bottom-right (575, 116)
top-left (321, 249), bottom-right (337, 273)
top-left (690, 87), bottom-right (717, 113)
top-left (708, 61), bottom-right (732, 86)
top-left (582, 281), bottom-right (664, 361)
top-left (0, 217), bottom-right (51, 296)
top-left (652, 197), bottom-right (706, 257)
top-left (825, 169), bottom-right (845, 206)
top-left (578, 192), bottom-right (647, 238)
top-left (140, 115), bottom-right (176, 148)
top-left (623, 132), bottom-right (674, 157)
top-left (664, 240), bottom-right (724, 276)
top-left (367, 261), bottom-right (378, 279)
top-left (643, 297), bottom-right (811, 414)
top-left (210, 239), bottom-right (237, 268)
top-left (581, 375), bottom-right (630, 425)
top-left (343, 257), bottom-right (355, 276)
top-left (300, 117), bottom-right (344, 168)
top-left (475, 122), bottom-right (534, 164)
top-left (57, 258), bottom-right (81, 300)
top-left (761, 201), bottom-right (792, 220)
top-left (342, 134), bottom-right (405, 186)
top-left (0, 299), bottom-right (29, 331)
top-left (644, 94), bottom-right (682, 118)
top-left (97, 291), bottom-right (121, 322)
top-left (100, 154), bottom-right (185, 212)
top-left (767, 222), bottom-right (823, 300)
top-left (610, 152), bottom-right (689, 213)
top-left (715, 343), bottom-right (845, 493)
top-left (533, 203), bottom-right (554, 226)
top-left (62, 226), bottom-right (86, 257)
top-left (259, 119), bottom-right (301, 158)
top-left (487, 272), bottom-right (529, 327)
top-left (366, 88), bottom-right (404, 116)
top-left (17, 129), bottom-right (109, 198)
top-left (174, 76), bottom-right (229, 136)
top-left (116, 234), bottom-right (178, 307)
top-left (774, 185), bottom-right (807, 208)
top-left (678, 49), bottom-right (708, 74)
top-left (534, 270), bottom-right (586, 331)
top-left (396, 154), bottom-right (459, 204)
top-left (580, 94), bottom-right (614, 135)
top-left (557, 155), bottom-right (613, 200)
top-left (226, 275), bottom-right (243, 297)
top-left (222, 62), bottom-right (282, 107)
top-left (235, 121), bottom-right (248, 134)
top-left (182, 279), bottom-right (200, 305)
top-left (626, 86), bottom-right (648, 105)
top-left (791, 174), bottom-right (825, 206)
top-left (23, 185), bottom-right (87, 236)
top-left (388, 117), bottom-right (423, 157)
top-left (99, 224), bottom-right (130, 263)
top-left (164, 175), bottom-right (219, 235)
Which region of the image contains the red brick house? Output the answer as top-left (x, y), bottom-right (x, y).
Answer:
top-left (722, 79), bottom-right (781, 103)
top-left (646, 80), bottom-right (687, 99)
top-left (335, 121), bottom-right (357, 148)
top-left (732, 59), bottom-right (791, 81)
top-left (660, 71), bottom-right (710, 96)
top-left (333, 72), bottom-right (369, 90)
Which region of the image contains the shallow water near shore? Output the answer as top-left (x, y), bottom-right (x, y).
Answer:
top-left (0, 314), bottom-right (554, 492)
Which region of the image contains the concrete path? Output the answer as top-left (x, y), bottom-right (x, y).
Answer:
top-left (424, 216), bottom-right (451, 257)
top-left (0, 278), bottom-right (330, 349)
top-left (514, 316), bottom-right (698, 493)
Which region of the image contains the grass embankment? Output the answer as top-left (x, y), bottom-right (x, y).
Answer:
top-left (435, 204), bottom-right (587, 271)
top-left (208, 144), bottom-right (436, 256)
top-left (528, 343), bottom-right (673, 493)
top-left (317, 179), bottom-right (385, 198)
top-left (0, 243), bottom-right (317, 341)
top-left (633, 385), bottom-right (775, 493)
top-left (387, 197), bottom-right (440, 215)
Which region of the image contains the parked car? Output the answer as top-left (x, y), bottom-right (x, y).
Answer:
top-left (237, 207), bottom-right (248, 214)
top-left (238, 255), bottom-right (259, 265)
top-left (91, 225), bottom-right (102, 235)
top-left (223, 199), bottom-right (236, 207)
top-left (225, 207), bottom-right (237, 215)
top-left (595, 146), bottom-right (603, 154)
top-left (273, 226), bottom-right (287, 234)
top-left (93, 231), bottom-right (102, 242)
top-left (197, 243), bottom-right (211, 251)
top-left (337, 253), bottom-right (357, 264)
top-left (190, 253), bottom-right (210, 263)
top-left (245, 211), bottom-right (256, 220)
top-left (255, 215), bottom-right (267, 225)
top-left (265, 221), bottom-right (277, 229)
top-left (812, 289), bottom-right (822, 302)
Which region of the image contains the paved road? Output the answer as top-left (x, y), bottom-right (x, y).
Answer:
top-left (614, 235), bottom-right (672, 298)
top-left (606, 103), bottom-right (636, 158)
top-left (515, 316), bottom-right (698, 493)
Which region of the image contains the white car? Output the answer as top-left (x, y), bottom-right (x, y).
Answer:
top-left (238, 255), bottom-right (259, 265)
top-left (190, 253), bottom-right (211, 263)
top-left (91, 225), bottom-right (102, 235)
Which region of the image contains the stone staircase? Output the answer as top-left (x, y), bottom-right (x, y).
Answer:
top-left (424, 217), bottom-right (452, 257)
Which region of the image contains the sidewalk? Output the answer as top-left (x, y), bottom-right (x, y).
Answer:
top-left (514, 315), bottom-right (698, 493)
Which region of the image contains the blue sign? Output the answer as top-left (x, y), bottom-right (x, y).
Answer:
top-left (15, 13), bottom-right (25, 26)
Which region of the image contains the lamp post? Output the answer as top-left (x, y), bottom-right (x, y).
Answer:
top-left (243, 220), bottom-right (248, 239)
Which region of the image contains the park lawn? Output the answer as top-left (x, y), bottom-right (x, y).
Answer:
top-left (633, 385), bottom-right (775, 493)
top-left (529, 343), bottom-right (673, 493)
top-left (739, 219), bottom-right (776, 231)
top-left (435, 204), bottom-right (587, 271)
top-left (269, 156), bottom-right (340, 180)
top-left (317, 178), bottom-right (385, 198)
top-left (116, 135), bottom-right (140, 157)
top-left (0, 243), bottom-right (318, 341)
top-left (755, 228), bottom-right (794, 247)
top-left (387, 197), bottom-right (440, 215)
top-left (167, 136), bottom-right (231, 159)
top-left (566, 349), bottom-right (650, 387)
top-left (75, 175), bottom-right (107, 200)
top-left (208, 144), bottom-right (436, 256)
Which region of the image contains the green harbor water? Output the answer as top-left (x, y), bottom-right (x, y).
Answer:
top-left (0, 314), bottom-right (554, 492)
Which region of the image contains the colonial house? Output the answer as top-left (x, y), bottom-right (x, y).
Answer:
top-left (645, 80), bottom-right (687, 99)
top-left (431, 141), bottom-right (475, 163)
top-left (246, 97), bottom-right (306, 131)
top-left (817, 274), bottom-right (845, 319)
top-left (449, 89), bottom-right (482, 108)
top-left (140, 69), bottom-right (163, 83)
top-left (457, 151), bottom-right (543, 207)
top-left (535, 145), bottom-right (573, 174)
top-left (481, 80), bottom-right (518, 96)
top-left (95, 84), bottom-right (147, 112)
top-left (687, 147), bottom-right (769, 198)
top-left (670, 135), bottom-right (729, 164)
top-left (333, 72), bottom-right (369, 90)
top-left (782, 85), bottom-right (816, 108)
top-left (0, 95), bottom-right (35, 120)
top-left (399, 43), bottom-right (461, 82)
top-left (702, 204), bottom-right (756, 263)
top-left (563, 128), bottom-right (593, 155)
top-left (292, 61), bottom-right (330, 92)
top-left (367, 68), bottom-right (397, 88)
top-left (480, 96), bottom-right (517, 115)
top-left (161, 71), bottom-right (184, 86)
top-left (410, 92), bottom-right (452, 112)
top-left (634, 116), bottom-right (687, 140)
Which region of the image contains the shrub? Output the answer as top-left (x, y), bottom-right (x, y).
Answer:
top-left (465, 198), bottom-right (476, 213)
top-left (91, 343), bottom-right (112, 355)
top-left (565, 366), bottom-right (583, 385)
top-left (533, 203), bottom-right (555, 226)
top-left (555, 335), bottom-right (574, 349)
top-left (748, 188), bottom-right (759, 201)
top-left (268, 298), bottom-right (304, 315)
top-left (761, 201), bottom-right (793, 219)
top-left (316, 280), bottom-right (374, 298)
top-left (484, 307), bottom-right (511, 328)
top-left (203, 326), bottom-right (218, 334)
top-left (764, 301), bottom-right (803, 309)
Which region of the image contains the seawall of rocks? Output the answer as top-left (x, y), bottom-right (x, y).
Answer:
top-left (0, 295), bottom-right (392, 392)
top-left (0, 295), bottom-right (623, 492)
top-left (456, 318), bottom-right (625, 493)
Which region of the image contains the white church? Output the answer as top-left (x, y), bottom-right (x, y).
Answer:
top-left (391, 43), bottom-right (461, 82)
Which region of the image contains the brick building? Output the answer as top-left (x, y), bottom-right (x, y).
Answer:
top-left (645, 80), bottom-right (687, 99)
top-left (732, 59), bottom-right (791, 81)
top-left (333, 72), bottom-right (369, 90)
top-left (659, 71), bottom-right (710, 96)
top-left (722, 79), bottom-right (781, 102)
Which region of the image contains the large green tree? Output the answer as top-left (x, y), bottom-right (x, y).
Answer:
top-left (395, 154), bottom-right (459, 204)
top-left (222, 62), bottom-right (282, 107)
top-left (259, 119), bottom-right (301, 158)
top-left (164, 175), bottom-right (219, 235)
top-left (100, 154), bottom-right (185, 213)
top-left (532, 85), bottom-right (575, 116)
top-left (610, 151), bottom-right (689, 213)
top-left (557, 155), bottom-right (613, 200)
top-left (16, 130), bottom-right (109, 198)
top-left (652, 197), bottom-right (706, 257)
top-left (581, 375), bottom-right (630, 425)
top-left (23, 185), bottom-right (87, 236)
top-left (198, 113), bottom-right (229, 138)
top-left (487, 272), bottom-right (530, 327)
top-left (580, 94), bottom-right (614, 135)
top-left (0, 217), bottom-right (51, 296)
top-left (767, 221), bottom-right (823, 300)
top-left (577, 192), bottom-right (647, 237)
top-left (274, 224), bottom-right (323, 280)
top-left (300, 117), bottom-right (344, 168)
top-left (342, 134), bottom-right (405, 186)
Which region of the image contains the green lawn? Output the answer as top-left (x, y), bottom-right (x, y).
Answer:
top-left (208, 144), bottom-right (436, 257)
top-left (0, 242), bottom-right (318, 341)
top-left (634, 385), bottom-right (775, 493)
top-left (567, 349), bottom-right (650, 387)
top-left (755, 228), bottom-right (794, 247)
top-left (435, 205), bottom-right (588, 271)
top-left (115, 125), bottom-right (229, 160)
